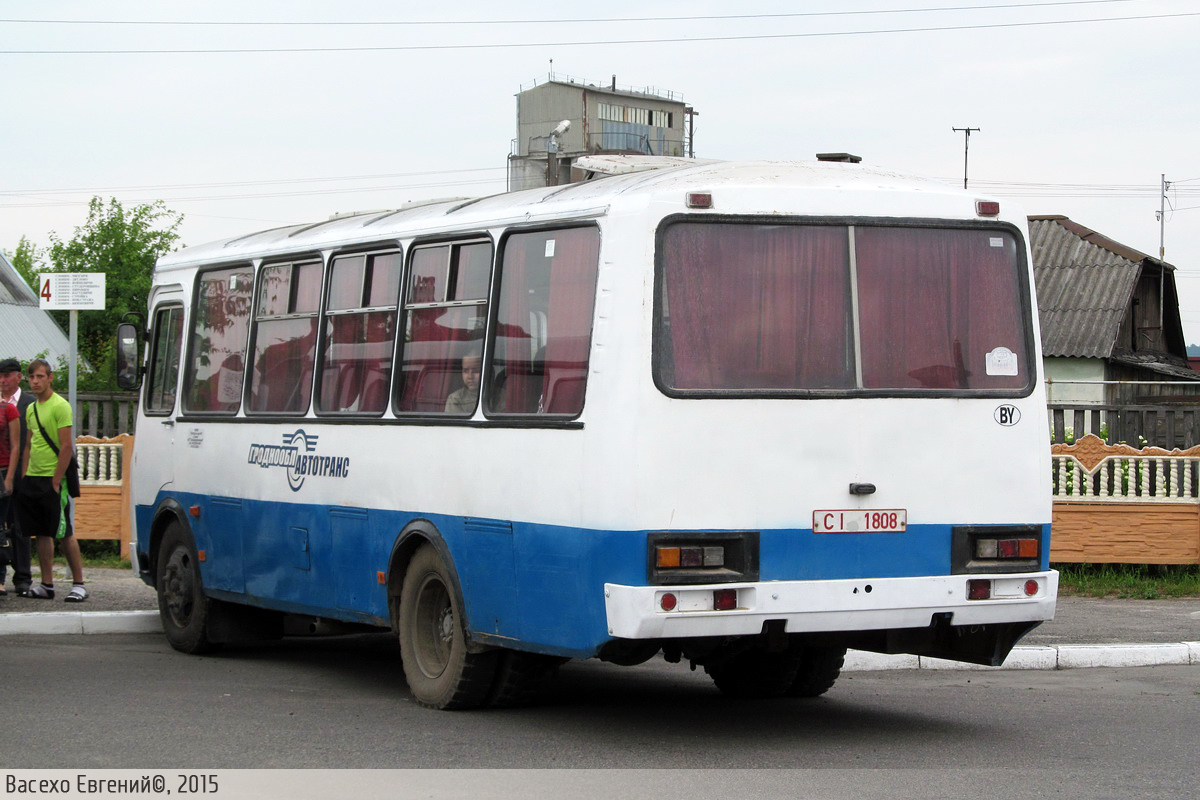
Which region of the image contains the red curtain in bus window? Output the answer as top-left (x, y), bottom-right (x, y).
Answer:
top-left (661, 223), bottom-right (853, 391)
top-left (396, 307), bottom-right (481, 413)
top-left (321, 312), bottom-right (394, 413)
top-left (542, 227), bottom-right (600, 414)
top-left (491, 234), bottom-right (539, 414)
top-left (854, 227), bottom-right (1028, 391)
top-left (249, 318), bottom-right (318, 413)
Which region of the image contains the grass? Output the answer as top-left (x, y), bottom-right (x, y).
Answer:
top-left (39, 540), bottom-right (132, 570)
top-left (1054, 563), bottom-right (1200, 599)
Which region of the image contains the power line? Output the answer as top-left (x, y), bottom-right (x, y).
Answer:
top-left (0, 1), bottom-right (1145, 27)
top-left (2, 11), bottom-right (1195, 55)
top-left (5, 172), bottom-right (1198, 207)
top-left (0, 167), bottom-right (506, 196)
top-left (0, 176), bottom-right (508, 208)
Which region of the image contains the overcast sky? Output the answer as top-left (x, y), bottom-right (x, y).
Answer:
top-left (4, 0), bottom-right (1200, 340)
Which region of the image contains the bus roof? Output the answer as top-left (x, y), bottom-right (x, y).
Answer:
top-left (156, 159), bottom-right (989, 271)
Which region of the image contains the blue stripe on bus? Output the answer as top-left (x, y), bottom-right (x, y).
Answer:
top-left (137, 495), bottom-right (1049, 657)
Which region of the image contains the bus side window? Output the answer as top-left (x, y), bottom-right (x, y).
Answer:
top-left (183, 266), bottom-right (254, 414)
top-left (318, 251), bottom-right (401, 414)
top-left (248, 260), bottom-right (322, 414)
top-left (487, 227), bottom-right (600, 417)
top-left (395, 240), bottom-right (491, 416)
top-left (145, 305), bottom-right (184, 414)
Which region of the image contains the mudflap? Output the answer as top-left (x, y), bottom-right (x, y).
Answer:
top-left (852, 614), bottom-right (1043, 667)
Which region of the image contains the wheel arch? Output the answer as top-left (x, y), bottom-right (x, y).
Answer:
top-left (385, 519), bottom-right (486, 652)
top-left (147, 498), bottom-right (192, 589)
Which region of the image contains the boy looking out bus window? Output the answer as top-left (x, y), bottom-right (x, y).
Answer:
top-left (444, 354), bottom-right (482, 414)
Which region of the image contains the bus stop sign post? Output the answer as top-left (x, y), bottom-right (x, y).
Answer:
top-left (37, 272), bottom-right (106, 424)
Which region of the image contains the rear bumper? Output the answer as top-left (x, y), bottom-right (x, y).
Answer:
top-left (603, 570), bottom-right (1058, 639)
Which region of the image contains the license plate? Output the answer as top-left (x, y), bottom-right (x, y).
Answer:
top-left (813, 509), bottom-right (907, 533)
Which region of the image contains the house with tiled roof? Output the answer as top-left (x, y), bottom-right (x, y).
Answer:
top-left (0, 249), bottom-right (71, 363)
top-left (1030, 215), bottom-right (1199, 407)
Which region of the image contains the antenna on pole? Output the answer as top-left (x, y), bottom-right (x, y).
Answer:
top-left (952, 127), bottom-right (980, 189)
top-left (1157, 173), bottom-right (1171, 260)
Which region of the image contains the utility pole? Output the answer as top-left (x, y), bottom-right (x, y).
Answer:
top-left (1155, 173), bottom-right (1171, 343)
top-left (685, 107), bottom-right (699, 158)
top-left (952, 127), bottom-right (980, 189)
top-left (1157, 173), bottom-right (1170, 259)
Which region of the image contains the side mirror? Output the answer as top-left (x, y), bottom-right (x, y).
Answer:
top-left (115, 322), bottom-right (142, 391)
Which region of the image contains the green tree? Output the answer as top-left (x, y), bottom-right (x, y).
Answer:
top-left (10, 235), bottom-right (43, 289)
top-left (40, 197), bottom-right (183, 390)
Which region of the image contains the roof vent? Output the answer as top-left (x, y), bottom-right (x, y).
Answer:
top-left (816, 153), bottom-right (862, 163)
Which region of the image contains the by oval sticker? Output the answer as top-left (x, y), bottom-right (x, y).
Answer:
top-left (995, 405), bottom-right (1021, 426)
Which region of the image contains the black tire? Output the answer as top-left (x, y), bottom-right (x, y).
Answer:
top-left (485, 650), bottom-right (568, 708)
top-left (398, 545), bottom-right (498, 710)
top-left (785, 646), bottom-right (846, 698)
top-left (156, 522), bottom-right (219, 654)
top-left (704, 647), bottom-right (803, 698)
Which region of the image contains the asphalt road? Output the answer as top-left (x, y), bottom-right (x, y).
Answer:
top-left (4, 632), bottom-right (1198, 798)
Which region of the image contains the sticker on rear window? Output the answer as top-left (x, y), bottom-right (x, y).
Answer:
top-left (986, 346), bottom-right (1018, 376)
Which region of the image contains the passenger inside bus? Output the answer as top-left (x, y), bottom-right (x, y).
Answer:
top-left (444, 354), bottom-right (482, 414)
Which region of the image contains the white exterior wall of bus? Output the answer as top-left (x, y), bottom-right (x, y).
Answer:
top-left (649, 213), bottom-right (1039, 401)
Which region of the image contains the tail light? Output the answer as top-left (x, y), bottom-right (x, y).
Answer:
top-left (648, 531), bottom-right (758, 585)
top-left (952, 525), bottom-right (1043, 574)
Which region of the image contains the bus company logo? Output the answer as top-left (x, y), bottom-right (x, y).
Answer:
top-left (246, 429), bottom-right (351, 492)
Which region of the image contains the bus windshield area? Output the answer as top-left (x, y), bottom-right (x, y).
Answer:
top-left (657, 221), bottom-right (1033, 396)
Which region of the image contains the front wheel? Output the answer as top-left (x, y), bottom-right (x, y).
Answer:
top-left (156, 522), bottom-right (218, 654)
top-left (398, 544), bottom-right (497, 709)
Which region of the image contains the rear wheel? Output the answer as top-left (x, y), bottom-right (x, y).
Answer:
top-left (398, 544), bottom-right (497, 709)
top-left (785, 646), bottom-right (846, 697)
top-left (156, 522), bottom-right (219, 654)
top-left (704, 646), bottom-right (803, 698)
top-left (485, 650), bottom-right (568, 708)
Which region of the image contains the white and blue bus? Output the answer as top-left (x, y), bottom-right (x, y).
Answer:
top-left (117, 156), bottom-right (1057, 709)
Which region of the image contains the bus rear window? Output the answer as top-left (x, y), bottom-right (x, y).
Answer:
top-left (657, 221), bottom-right (1032, 396)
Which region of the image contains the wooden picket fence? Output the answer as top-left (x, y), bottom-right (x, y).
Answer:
top-left (1050, 434), bottom-right (1200, 565)
top-left (73, 434), bottom-right (133, 558)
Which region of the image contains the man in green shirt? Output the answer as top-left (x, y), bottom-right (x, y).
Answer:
top-left (15, 359), bottom-right (86, 601)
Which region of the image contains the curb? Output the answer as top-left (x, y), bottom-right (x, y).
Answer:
top-left (2, 613), bottom-right (1198, 671)
top-left (843, 642), bottom-right (1200, 671)
top-left (0, 611), bottom-right (162, 636)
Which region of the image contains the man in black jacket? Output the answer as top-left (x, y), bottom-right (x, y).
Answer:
top-left (0, 357), bottom-right (34, 596)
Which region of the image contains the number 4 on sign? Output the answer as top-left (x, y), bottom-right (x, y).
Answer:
top-left (41, 278), bottom-right (53, 302)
